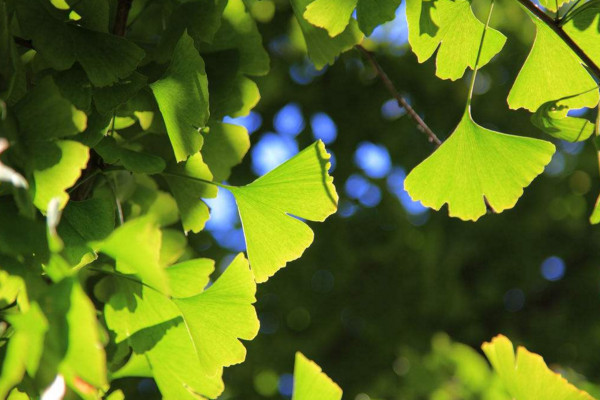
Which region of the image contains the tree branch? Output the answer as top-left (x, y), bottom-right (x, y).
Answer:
top-left (13, 36), bottom-right (33, 49)
top-left (356, 45), bottom-right (443, 148)
top-left (515, 0), bottom-right (600, 80)
top-left (113, 0), bottom-right (133, 36)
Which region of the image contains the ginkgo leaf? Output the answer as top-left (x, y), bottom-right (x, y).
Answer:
top-left (150, 32), bottom-right (209, 162)
top-left (15, 0), bottom-right (144, 87)
top-left (356, 0), bottom-right (402, 36)
top-left (40, 277), bottom-right (107, 399)
top-left (303, 0), bottom-right (402, 37)
top-left (97, 217), bottom-right (170, 296)
top-left (0, 138), bottom-right (27, 189)
top-left (290, 0), bottom-right (363, 69)
top-left (201, 122), bottom-right (250, 182)
top-left (0, 303), bottom-right (48, 400)
top-left (404, 111), bottom-right (555, 221)
top-left (303, 0), bottom-right (358, 37)
top-left (156, 0), bottom-right (228, 62)
top-left (199, 0), bottom-right (270, 76)
top-left (15, 76), bottom-right (87, 140)
top-left (104, 253), bottom-right (258, 399)
top-left (406, 0), bottom-right (506, 80)
top-left (292, 353), bottom-right (342, 400)
top-left (228, 140), bottom-right (338, 282)
top-left (531, 100), bottom-right (595, 142)
top-left (204, 51), bottom-right (261, 119)
top-left (563, 1), bottom-right (600, 67)
top-left (507, 12), bottom-right (599, 111)
top-left (482, 335), bottom-right (596, 400)
top-left (165, 153), bottom-right (218, 233)
top-left (31, 140), bottom-right (90, 212)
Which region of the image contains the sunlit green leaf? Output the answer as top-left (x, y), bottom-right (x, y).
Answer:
top-left (482, 335), bottom-right (596, 400)
top-left (202, 122), bottom-right (250, 182)
top-left (15, 0), bottom-right (145, 87)
top-left (406, 0), bottom-right (506, 80)
top-left (531, 100), bottom-right (595, 142)
top-left (38, 277), bottom-right (107, 398)
top-left (228, 140), bottom-right (338, 282)
top-left (31, 140), bottom-right (90, 212)
top-left (290, 0), bottom-right (363, 69)
top-left (98, 217), bottom-right (170, 296)
top-left (151, 32), bottom-right (209, 162)
top-left (303, 0), bottom-right (357, 37)
top-left (303, 0), bottom-right (401, 37)
top-left (166, 153), bottom-right (218, 233)
top-left (104, 254), bottom-right (258, 399)
top-left (563, 1), bottom-right (600, 67)
top-left (507, 11), bottom-right (599, 111)
top-left (404, 111), bottom-right (555, 221)
top-left (292, 352), bottom-right (342, 400)
top-left (0, 304), bottom-right (48, 400)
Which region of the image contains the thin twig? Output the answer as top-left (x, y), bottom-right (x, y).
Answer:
top-left (113, 0), bottom-right (133, 36)
top-left (515, 0), bottom-right (600, 80)
top-left (13, 36), bottom-right (33, 49)
top-left (356, 44), bottom-right (442, 147)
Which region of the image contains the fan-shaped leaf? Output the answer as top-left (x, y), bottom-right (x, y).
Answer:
top-left (482, 335), bottom-right (596, 400)
top-left (165, 153), bottom-right (218, 233)
top-left (292, 353), bottom-right (342, 400)
top-left (531, 100), bottom-right (594, 142)
top-left (406, 0), bottom-right (506, 80)
top-left (290, 0), bottom-right (363, 69)
top-left (508, 12), bottom-right (599, 111)
top-left (404, 111), bottom-right (555, 221)
top-left (31, 140), bottom-right (90, 212)
top-left (228, 140), bottom-right (338, 282)
top-left (98, 217), bottom-right (170, 296)
top-left (150, 32), bottom-right (209, 162)
top-left (104, 254), bottom-right (258, 400)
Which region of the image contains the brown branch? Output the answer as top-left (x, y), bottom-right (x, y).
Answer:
top-left (13, 36), bottom-right (33, 49)
top-left (113, 0), bottom-right (133, 36)
top-left (515, 0), bottom-right (600, 80)
top-left (356, 45), bottom-right (442, 148)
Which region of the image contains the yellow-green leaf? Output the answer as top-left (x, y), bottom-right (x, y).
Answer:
top-left (404, 111), bottom-right (555, 221)
top-left (292, 353), bottom-right (342, 400)
top-left (482, 335), bottom-right (596, 400)
top-left (228, 140), bottom-right (338, 282)
top-left (406, 0), bottom-right (506, 80)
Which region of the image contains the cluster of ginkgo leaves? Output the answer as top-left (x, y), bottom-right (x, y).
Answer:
top-left (1, 0), bottom-right (600, 399)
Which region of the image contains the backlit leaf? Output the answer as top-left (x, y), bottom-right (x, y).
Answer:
top-left (507, 11), bottom-right (599, 111)
top-left (228, 140), bottom-right (338, 282)
top-left (406, 0), bottom-right (506, 80)
top-left (290, 0), bottom-right (363, 69)
top-left (201, 122), bottom-right (250, 182)
top-left (150, 32), bottom-right (209, 162)
top-left (482, 335), bottom-right (596, 400)
top-left (98, 217), bottom-right (170, 296)
top-left (531, 100), bottom-right (595, 142)
top-left (31, 140), bottom-right (90, 212)
top-left (404, 111), bottom-right (555, 221)
top-left (104, 254), bottom-right (258, 399)
top-left (292, 353), bottom-right (342, 400)
top-left (166, 153), bottom-right (218, 233)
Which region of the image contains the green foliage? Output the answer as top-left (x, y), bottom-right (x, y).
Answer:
top-left (406, 0), bottom-right (506, 80)
top-left (2, 0), bottom-right (600, 399)
top-left (405, 111), bottom-right (555, 221)
top-left (483, 335), bottom-right (597, 400)
top-left (292, 352), bottom-right (342, 400)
